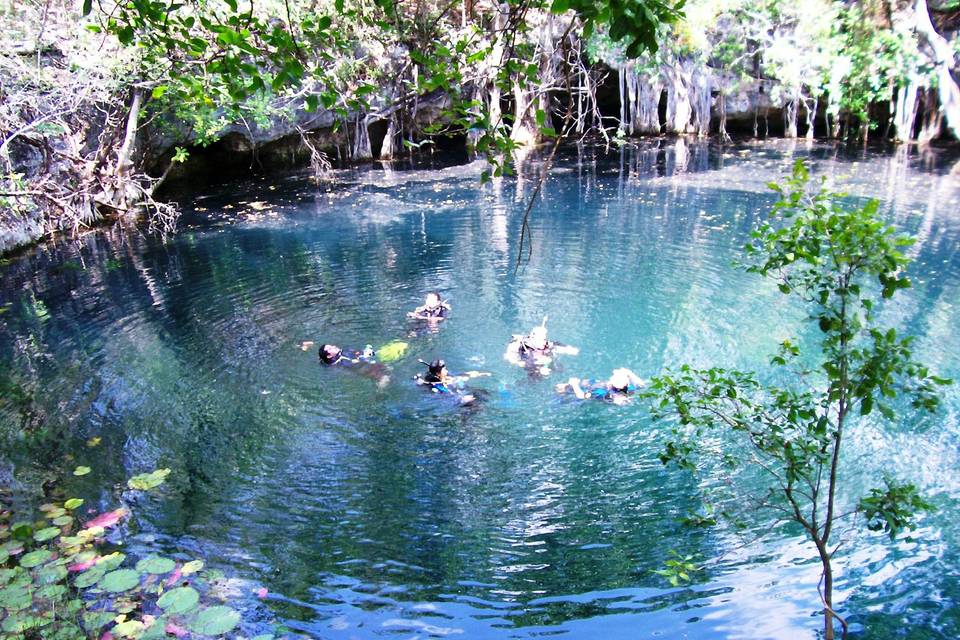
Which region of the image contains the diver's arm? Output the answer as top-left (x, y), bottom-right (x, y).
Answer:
top-left (568, 377), bottom-right (587, 399)
top-left (553, 342), bottom-right (579, 355)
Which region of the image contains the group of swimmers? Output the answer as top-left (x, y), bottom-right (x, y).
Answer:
top-left (315, 292), bottom-right (645, 406)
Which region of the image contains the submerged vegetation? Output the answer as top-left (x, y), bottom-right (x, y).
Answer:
top-left (0, 467), bottom-right (265, 639)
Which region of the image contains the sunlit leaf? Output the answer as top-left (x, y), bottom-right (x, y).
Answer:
top-left (127, 469), bottom-right (171, 491)
top-left (188, 605), bottom-right (240, 635)
top-left (99, 569), bottom-right (141, 593)
top-left (136, 556), bottom-right (176, 575)
top-left (157, 586), bottom-right (199, 615)
top-left (20, 549), bottom-right (52, 568)
top-left (73, 466), bottom-right (91, 476)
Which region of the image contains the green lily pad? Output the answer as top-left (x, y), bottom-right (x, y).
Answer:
top-left (113, 619), bottom-right (145, 638)
top-left (127, 469), bottom-right (171, 491)
top-left (1, 612), bottom-right (42, 633)
top-left (20, 549), bottom-right (52, 568)
top-left (82, 611), bottom-right (117, 630)
top-left (36, 564), bottom-right (68, 585)
top-left (189, 606), bottom-right (240, 636)
top-left (33, 527), bottom-right (61, 542)
top-left (37, 583), bottom-right (67, 601)
top-left (157, 586), bottom-right (199, 615)
top-left (64, 498), bottom-right (84, 510)
top-left (52, 515), bottom-right (73, 527)
top-left (98, 552), bottom-right (126, 570)
top-left (136, 556), bottom-right (175, 575)
top-left (181, 559), bottom-right (204, 575)
top-left (73, 466), bottom-right (91, 476)
top-left (0, 585), bottom-right (31, 610)
top-left (73, 565), bottom-right (106, 588)
top-left (0, 548), bottom-right (7, 564)
top-left (99, 569), bottom-right (140, 593)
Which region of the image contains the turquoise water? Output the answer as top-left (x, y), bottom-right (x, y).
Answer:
top-left (1, 140), bottom-right (959, 638)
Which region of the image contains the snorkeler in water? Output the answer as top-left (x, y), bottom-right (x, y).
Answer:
top-left (318, 343), bottom-right (389, 386)
top-left (407, 292), bottom-right (450, 321)
top-left (555, 368), bottom-right (646, 405)
top-left (504, 318), bottom-right (579, 376)
top-left (414, 358), bottom-right (490, 405)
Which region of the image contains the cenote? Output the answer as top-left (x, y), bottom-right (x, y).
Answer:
top-left (1, 140), bottom-right (959, 639)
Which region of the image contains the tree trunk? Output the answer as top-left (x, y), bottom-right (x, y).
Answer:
top-left (893, 81), bottom-right (920, 142)
top-left (783, 90), bottom-right (799, 138)
top-left (689, 66), bottom-right (711, 137)
top-left (817, 542), bottom-right (836, 640)
top-left (380, 115), bottom-right (398, 159)
top-left (663, 61), bottom-right (692, 134)
top-left (913, 0), bottom-right (960, 139)
top-left (805, 96), bottom-right (817, 140)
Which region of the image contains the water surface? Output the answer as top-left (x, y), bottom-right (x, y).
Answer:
top-left (1, 139), bottom-right (959, 639)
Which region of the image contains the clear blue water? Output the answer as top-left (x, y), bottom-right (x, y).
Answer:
top-left (1, 140), bottom-right (959, 638)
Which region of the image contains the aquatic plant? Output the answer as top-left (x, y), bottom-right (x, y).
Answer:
top-left (646, 159), bottom-right (951, 640)
top-left (0, 468), bottom-right (261, 640)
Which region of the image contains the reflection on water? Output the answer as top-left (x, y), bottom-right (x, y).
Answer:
top-left (1, 140), bottom-right (959, 639)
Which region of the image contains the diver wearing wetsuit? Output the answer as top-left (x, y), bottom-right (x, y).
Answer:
top-left (414, 359), bottom-right (489, 405)
top-left (555, 368), bottom-right (646, 405)
top-left (407, 292), bottom-right (451, 320)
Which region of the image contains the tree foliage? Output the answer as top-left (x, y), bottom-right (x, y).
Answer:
top-left (646, 159), bottom-right (951, 639)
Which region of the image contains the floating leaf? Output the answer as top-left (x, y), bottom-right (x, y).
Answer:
top-left (87, 436), bottom-right (102, 447)
top-left (37, 583), bottom-right (67, 601)
top-left (98, 552), bottom-right (126, 571)
top-left (34, 527), bottom-right (61, 542)
top-left (136, 556), bottom-right (175, 575)
top-left (73, 466), bottom-right (91, 476)
top-left (73, 566), bottom-right (106, 588)
top-left (20, 549), bottom-right (52, 568)
top-left (64, 498), bottom-right (84, 510)
top-left (52, 515), bottom-right (73, 527)
top-left (99, 569), bottom-right (140, 593)
top-left (180, 560), bottom-right (203, 575)
top-left (127, 469), bottom-right (171, 491)
top-left (157, 586), bottom-right (199, 615)
top-left (0, 585), bottom-right (31, 610)
top-left (113, 620), bottom-right (145, 638)
top-left (188, 606), bottom-right (239, 636)
top-left (1, 612), bottom-right (42, 633)
top-left (85, 508), bottom-right (128, 530)
top-left (36, 564), bottom-right (67, 585)
top-left (83, 611), bottom-right (117, 630)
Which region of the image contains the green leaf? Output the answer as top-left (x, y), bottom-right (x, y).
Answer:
top-left (189, 606), bottom-right (240, 635)
top-left (73, 566), bottom-right (107, 589)
top-left (127, 468), bottom-right (170, 491)
top-left (73, 466), bottom-right (91, 476)
top-left (113, 620), bottom-right (146, 638)
top-left (551, 0), bottom-right (570, 13)
top-left (82, 0), bottom-right (92, 16)
top-left (33, 527), bottom-right (60, 542)
top-left (20, 549), bottom-right (52, 568)
top-left (136, 556), bottom-right (176, 575)
top-left (180, 559), bottom-right (204, 575)
top-left (83, 611), bottom-right (117, 630)
top-left (157, 586), bottom-right (200, 614)
top-left (152, 85), bottom-right (169, 100)
top-left (0, 585), bottom-right (31, 610)
top-left (99, 569), bottom-right (141, 593)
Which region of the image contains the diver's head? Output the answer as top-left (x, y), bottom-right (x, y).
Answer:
top-left (526, 325), bottom-right (548, 350)
top-left (319, 344), bottom-right (342, 364)
top-left (425, 292), bottom-right (442, 308)
top-left (426, 358), bottom-right (447, 382)
top-left (608, 368), bottom-right (631, 392)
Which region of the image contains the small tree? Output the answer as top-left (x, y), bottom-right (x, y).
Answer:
top-left (646, 160), bottom-right (950, 640)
